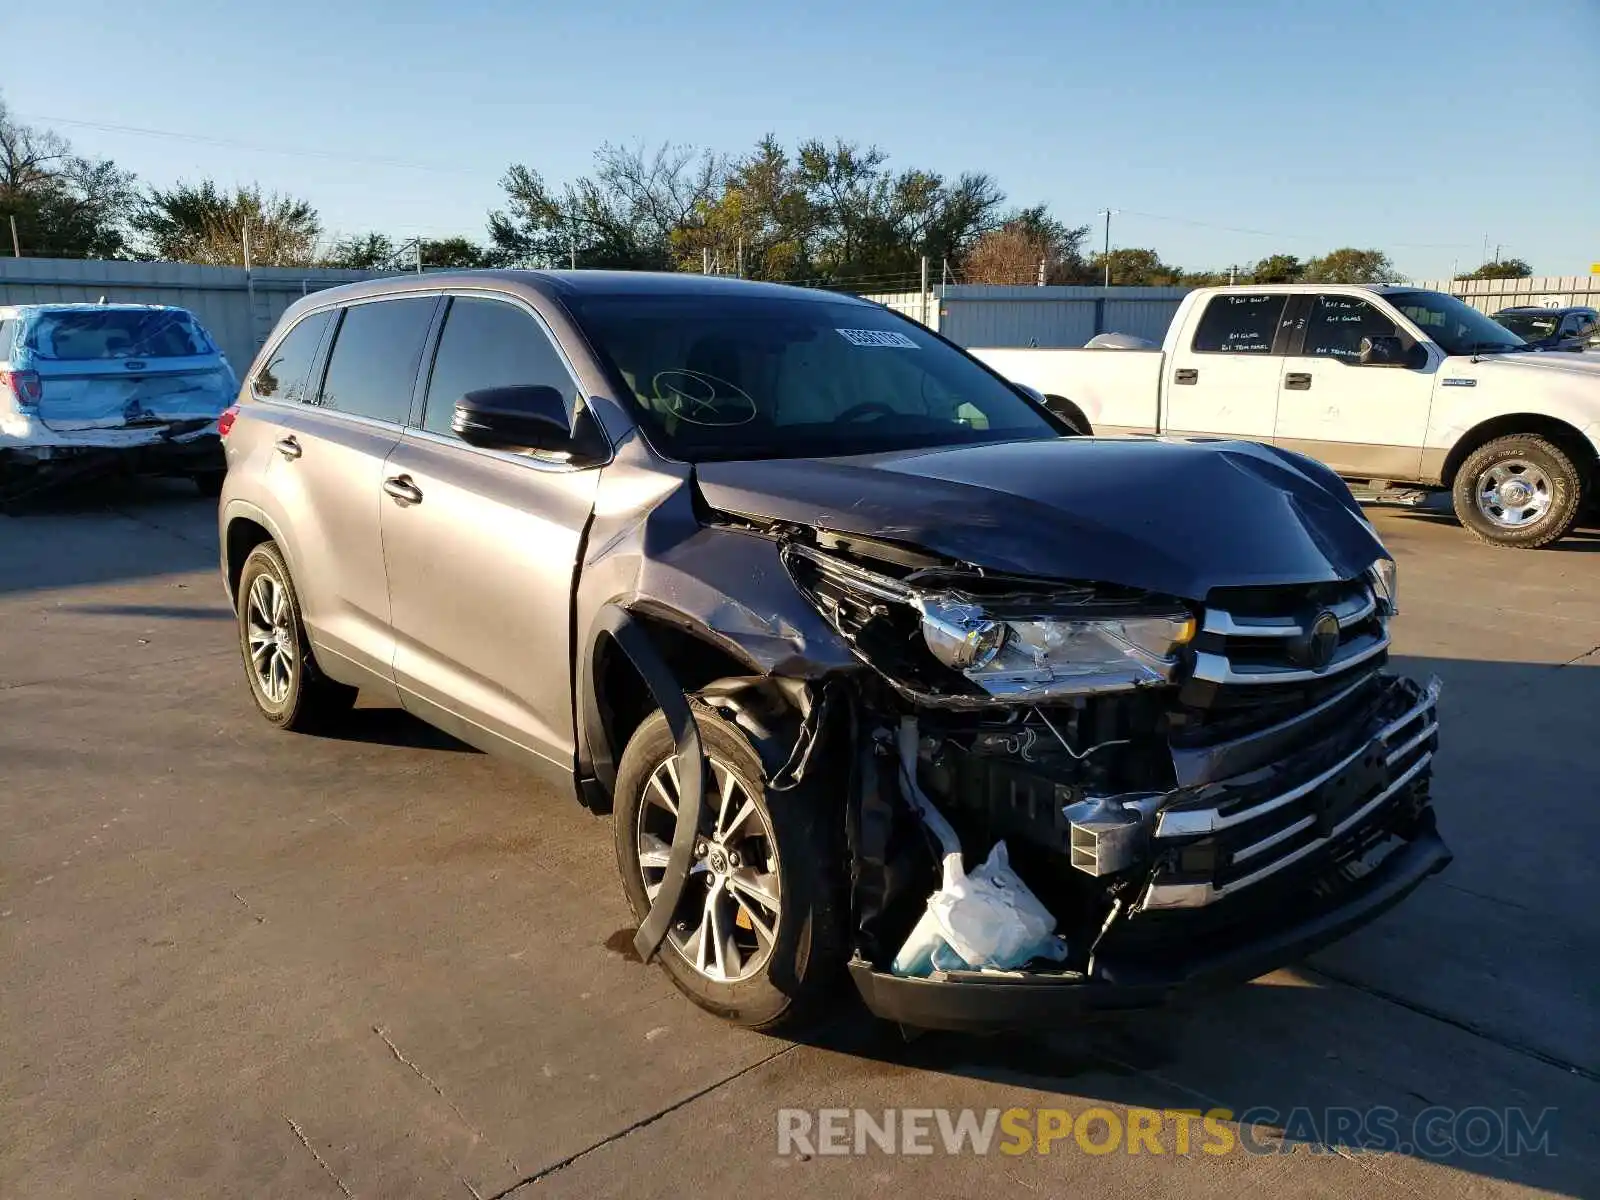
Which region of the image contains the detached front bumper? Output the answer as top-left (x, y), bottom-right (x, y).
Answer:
top-left (849, 824), bottom-right (1449, 1032)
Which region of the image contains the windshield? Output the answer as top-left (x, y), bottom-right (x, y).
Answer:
top-left (1386, 291), bottom-right (1525, 355)
top-left (1493, 311), bottom-right (1561, 341)
top-left (567, 293), bottom-right (1061, 461)
top-left (24, 309), bottom-right (215, 361)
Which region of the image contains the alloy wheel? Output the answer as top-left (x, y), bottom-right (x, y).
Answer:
top-left (635, 755), bottom-right (781, 983)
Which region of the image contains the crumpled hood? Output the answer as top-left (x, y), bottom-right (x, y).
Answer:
top-left (694, 437), bottom-right (1388, 599)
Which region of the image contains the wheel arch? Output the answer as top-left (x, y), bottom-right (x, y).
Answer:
top-left (223, 512), bottom-right (278, 606)
top-left (1441, 414), bottom-right (1599, 489)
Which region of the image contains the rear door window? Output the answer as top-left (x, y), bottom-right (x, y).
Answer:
top-left (251, 310), bottom-right (334, 403)
top-left (0, 319), bottom-right (14, 360)
top-left (1301, 295), bottom-right (1400, 361)
top-left (420, 296), bottom-right (577, 437)
top-left (1189, 293), bottom-right (1289, 353)
top-left (315, 297), bottom-right (438, 424)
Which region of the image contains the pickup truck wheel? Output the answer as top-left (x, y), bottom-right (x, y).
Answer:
top-left (613, 705), bottom-right (845, 1031)
top-left (1452, 435), bottom-right (1584, 548)
top-left (235, 542), bottom-right (358, 730)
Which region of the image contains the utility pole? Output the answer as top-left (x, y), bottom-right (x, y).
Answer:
top-left (920, 255), bottom-right (930, 326)
top-left (1482, 233), bottom-right (1490, 265)
top-left (415, 238), bottom-right (423, 274)
top-left (242, 219), bottom-right (258, 351)
top-left (736, 236), bottom-right (744, 279)
top-left (1228, 264), bottom-right (1237, 286)
top-left (1098, 209), bottom-right (1118, 287)
top-left (8, 214), bottom-right (18, 258)
top-left (569, 235), bottom-right (577, 270)
top-left (703, 246), bottom-right (710, 275)
top-left (1037, 259), bottom-right (1047, 287)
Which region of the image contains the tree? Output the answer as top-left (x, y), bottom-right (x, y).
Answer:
top-left (0, 97), bottom-right (138, 258)
top-left (421, 236), bottom-right (488, 268)
top-left (324, 231), bottom-right (398, 269)
top-left (134, 181), bottom-right (321, 266)
top-left (1300, 247), bottom-right (1397, 284)
top-left (1457, 257), bottom-right (1532, 280)
top-left (489, 142), bottom-right (726, 270)
top-left (1250, 253), bottom-right (1303, 283)
top-left (963, 206), bottom-right (1092, 285)
top-left (1090, 247), bottom-right (1181, 286)
top-left (491, 135), bottom-right (1011, 287)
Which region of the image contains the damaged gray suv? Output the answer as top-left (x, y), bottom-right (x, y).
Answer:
top-left (219, 271), bottom-right (1448, 1032)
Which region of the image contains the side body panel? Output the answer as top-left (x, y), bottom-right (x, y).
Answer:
top-left (382, 429), bottom-right (600, 767)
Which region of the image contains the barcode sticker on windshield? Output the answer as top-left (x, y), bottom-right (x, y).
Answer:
top-left (836, 328), bottom-right (919, 349)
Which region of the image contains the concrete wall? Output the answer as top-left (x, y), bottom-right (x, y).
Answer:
top-left (0, 257), bottom-right (401, 372)
top-left (861, 284), bottom-right (1191, 348)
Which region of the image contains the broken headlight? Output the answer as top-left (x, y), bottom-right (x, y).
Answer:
top-left (917, 594), bottom-right (1195, 700)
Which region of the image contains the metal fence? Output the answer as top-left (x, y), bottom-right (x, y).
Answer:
top-left (0, 257), bottom-right (399, 372)
top-left (6, 256), bottom-right (1594, 368)
top-left (1413, 275), bottom-right (1600, 315)
top-left (861, 284), bottom-right (1191, 348)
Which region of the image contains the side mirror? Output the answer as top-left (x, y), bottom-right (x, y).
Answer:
top-left (454, 385), bottom-right (577, 454)
top-left (1359, 334), bottom-right (1408, 367)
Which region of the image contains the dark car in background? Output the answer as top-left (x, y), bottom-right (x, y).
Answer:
top-left (1492, 305), bottom-right (1600, 352)
top-left (0, 302), bottom-right (237, 498)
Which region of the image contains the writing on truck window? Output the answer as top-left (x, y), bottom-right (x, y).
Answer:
top-left (1190, 294), bottom-right (1288, 354)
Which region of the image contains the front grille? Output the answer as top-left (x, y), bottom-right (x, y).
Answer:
top-left (1181, 576), bottom-right (1389, 710)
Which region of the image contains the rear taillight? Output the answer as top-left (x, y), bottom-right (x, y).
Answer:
top-left (217, 405), bottom-right (239, 437)
top-left (0, 368), bottom-right (43, 410)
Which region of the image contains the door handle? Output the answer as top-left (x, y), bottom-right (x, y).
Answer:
top-left (274, 435), bottom-right (302, 460)
top-left (1284, 372), bottom-right (1312, 391)
top-left (1174, 367), bottom-right (1199, 385)
top-left (382, 474), bottom-right (423, 505)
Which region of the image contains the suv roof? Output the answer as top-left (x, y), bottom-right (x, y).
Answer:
top-left (280, 269), bottom-right (869, 312)
top-left (1494, 305), bottom-right (1595, 316)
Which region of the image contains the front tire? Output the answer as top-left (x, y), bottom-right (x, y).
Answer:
top-left (236, 542), bottom-right (357, 730)
top-left (1452, 434), bottom-right (1584, 548)
top-left (612, 705), bottom-right (845, 1031)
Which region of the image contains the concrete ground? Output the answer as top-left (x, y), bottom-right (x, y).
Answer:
top-left (2, 482), bottom-right (1596, 1198)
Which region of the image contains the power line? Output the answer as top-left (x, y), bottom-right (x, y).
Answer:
top-left (18, 112), bottom-right (471, 177)
top-left (1112, 207), bottom-right (1476, 251)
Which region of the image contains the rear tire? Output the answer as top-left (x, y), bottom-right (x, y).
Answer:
top-left (612, 705), bottom-right (846, 1031)
top-left (1451, 434), bottom-right (1584, 548)
top-left (236, 542), bottom-right (357, 731)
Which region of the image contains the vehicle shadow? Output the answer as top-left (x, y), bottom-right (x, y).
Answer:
top-left (785, 976), bottom-right (1590, 1195)
top-left (59, 603), bottom-right (232, 621)
top-left (319, 704), bottom-right (482, 753)
top-left (1385, 507), bottom-right (1600, 550)
top-left (0, 475), bottom-right (218, 595)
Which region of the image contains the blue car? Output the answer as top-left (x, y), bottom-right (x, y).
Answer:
top-left (0, 302), bottom-right (238, 495)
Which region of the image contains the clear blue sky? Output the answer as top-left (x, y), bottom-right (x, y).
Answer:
top-left (6, 0), bottom-right (1597, 279)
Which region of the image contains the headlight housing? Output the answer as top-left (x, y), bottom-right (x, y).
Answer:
top-left (1368, 556), bottom-right (1398, 616)
top-left (917, 593), bottom-right (1195, 700)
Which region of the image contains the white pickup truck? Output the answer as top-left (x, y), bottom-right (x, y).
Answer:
top-left (975, 284), bottom-right (1600, 547)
